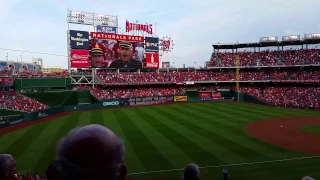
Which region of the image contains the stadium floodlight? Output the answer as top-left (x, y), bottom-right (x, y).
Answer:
top-left (282, 35), bottom-right (301, 41)
top-left (260, 36), bottom-right (278, 43)
top-left (67, 9), bottom-right (118, 27)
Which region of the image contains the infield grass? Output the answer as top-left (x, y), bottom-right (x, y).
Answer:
top-left (1, 103), bottom-right (320, 180)
top-left (298, 125), bottom-right (320, 135)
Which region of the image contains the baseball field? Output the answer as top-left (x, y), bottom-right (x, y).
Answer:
top-left (1, 102), bottom-right (320, 180)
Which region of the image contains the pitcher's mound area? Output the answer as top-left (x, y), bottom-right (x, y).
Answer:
top-left (246, 116), bottom-right (320, 155)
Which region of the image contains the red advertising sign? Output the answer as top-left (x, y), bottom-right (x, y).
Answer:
top-left (145, 53), bottom-right (159, 68)
top-left (90, 32), bottom-right (144, 42)
top-left (212, 93), bottom-right (222, 100)
top-left (70, 49), bottom-right (90, 68)
top-left (199, 92), bottom-right (211, 98)
top-left (0, 78), bottom-right (13, 82)
top-left (126, 20), bottom-right (152, 34)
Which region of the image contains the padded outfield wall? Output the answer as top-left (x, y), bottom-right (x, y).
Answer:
top-left (0, 95), bottom-right (237, 129)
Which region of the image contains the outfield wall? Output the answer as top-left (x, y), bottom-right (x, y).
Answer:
top-left (0, 96), bottom-right (235, 128)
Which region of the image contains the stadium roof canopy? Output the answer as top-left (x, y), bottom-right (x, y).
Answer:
top-left (212, 39), bottom-right (320, 50)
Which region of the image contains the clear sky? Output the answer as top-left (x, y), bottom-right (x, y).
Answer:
top-left (1, 0), bottom-right (320, 68)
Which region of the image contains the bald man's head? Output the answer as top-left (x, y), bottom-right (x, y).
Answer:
top-left (0, 154), bottom-right (17, 180)
top-left (48, 124), bottom-right (126, 180)
top-left (182, 163), bottom-right (200, 180)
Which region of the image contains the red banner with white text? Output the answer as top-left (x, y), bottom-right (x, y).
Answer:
top-left (145, 53), bottom-right (159, 68)
top-left (199, 91), bottom-right (212, 101)
top-left (90, 32), bottom-right (144, 42)
top-left (70, 49), bottom-right (90, 68)
top-left (212, 93), bottom-right (222, 100)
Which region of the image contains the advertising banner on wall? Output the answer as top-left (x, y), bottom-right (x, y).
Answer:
top-left (96, 25), bottom-right (117, 34)
top-left (174, 96), bottom-right (188, 102)
top-left (144, 37), bottom-right (159, 52)
top-left (212, 93), bottom-right (222, 100)
top-left (70, 49), bottom-right (90, 68)
top-left (101, 98), bottom-right (120, 108)
top-left (145, 53), bottom-right (159, 68)
top-left (69, 30), bottom-right (90, 49)
top-left (199, 92), bottom-right (212, 101)
top-left (120, 96), bottom-right (173, 107)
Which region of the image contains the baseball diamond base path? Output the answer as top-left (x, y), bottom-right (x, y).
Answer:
top-left (246, 116), bottom-right (320, 155)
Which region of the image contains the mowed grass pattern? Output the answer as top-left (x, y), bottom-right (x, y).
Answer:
top-left (1, 103), bottom-right (320, 180)
top-left (298, 125), bottom-right (320, 135)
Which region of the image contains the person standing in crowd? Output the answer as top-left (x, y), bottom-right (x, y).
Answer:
top-left (109, 41), bottom-right (142, 69)
top-left (0, 154), bottom-right (18, 180)
top-left (135, 42), bottom-right (145, 62)
top-left (223, 167), bottom-right (228, 180)
top-left (46, 124), bottom-right (127, 180)
top-left (181, 163), bottom-right (200, 180)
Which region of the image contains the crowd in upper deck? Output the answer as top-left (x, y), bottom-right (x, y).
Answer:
top-left (95, 70), bottom-right (320, 84)
top-left (209, 49), bottom-right (320, 67)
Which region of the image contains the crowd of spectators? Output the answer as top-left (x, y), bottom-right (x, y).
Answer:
top-left (209, 49), bottom-right (320, 67)
top-left (0, 70), bottom-right (12, 77)
top-left (238, 86), bottom-right (320, 109)
top-left (74, 85), bottom-right (320, 110)
top-left (1, 70), bottom-right (319, 84)
top-left (0, 90), bottom-right (48, 112)
top-left (14, 71), bottom-right (69, 78)
top-left (95, 70), bottom-right (320, 84)
top-left (0, 70), bottom-right (69, 78)
top-left (74, 86), bottom-right (185, 100)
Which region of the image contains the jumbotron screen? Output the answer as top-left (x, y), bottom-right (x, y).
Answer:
top-left (90, 32), bottom-right (160, 69)
top-left (90, 39), bottom-right (143, 68)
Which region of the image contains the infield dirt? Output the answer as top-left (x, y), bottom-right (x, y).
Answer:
top-left (246, 116), bottom-right (320, 155)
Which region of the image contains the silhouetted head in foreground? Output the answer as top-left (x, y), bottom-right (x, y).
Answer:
top-left (302, 176), bottom-right (315, 180)
top-left (47, 124), bottom-right (126, 180)
top-left (0, 154), bottom-right (17, 180)
top-left (182, 163), bottom-right (200, 180)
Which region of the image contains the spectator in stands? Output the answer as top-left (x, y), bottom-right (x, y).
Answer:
top-left (0, 154), bottom-right (17, 180)
top-left (46, 124), bottom-right (127, 180)
top-left (181, 163), bottom-right (200, 180)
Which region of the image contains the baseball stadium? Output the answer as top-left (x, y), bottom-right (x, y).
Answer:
top-left (1, 9), bottom-right (320, 180)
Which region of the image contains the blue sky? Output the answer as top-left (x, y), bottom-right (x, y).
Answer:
top-left (1, 0), bottom-right (320, 68)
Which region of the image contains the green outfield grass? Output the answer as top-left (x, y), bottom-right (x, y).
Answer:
top-left (298, 125), bottom-right (320, 135)
top-left (1, 103), bottom-right (320, 180)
